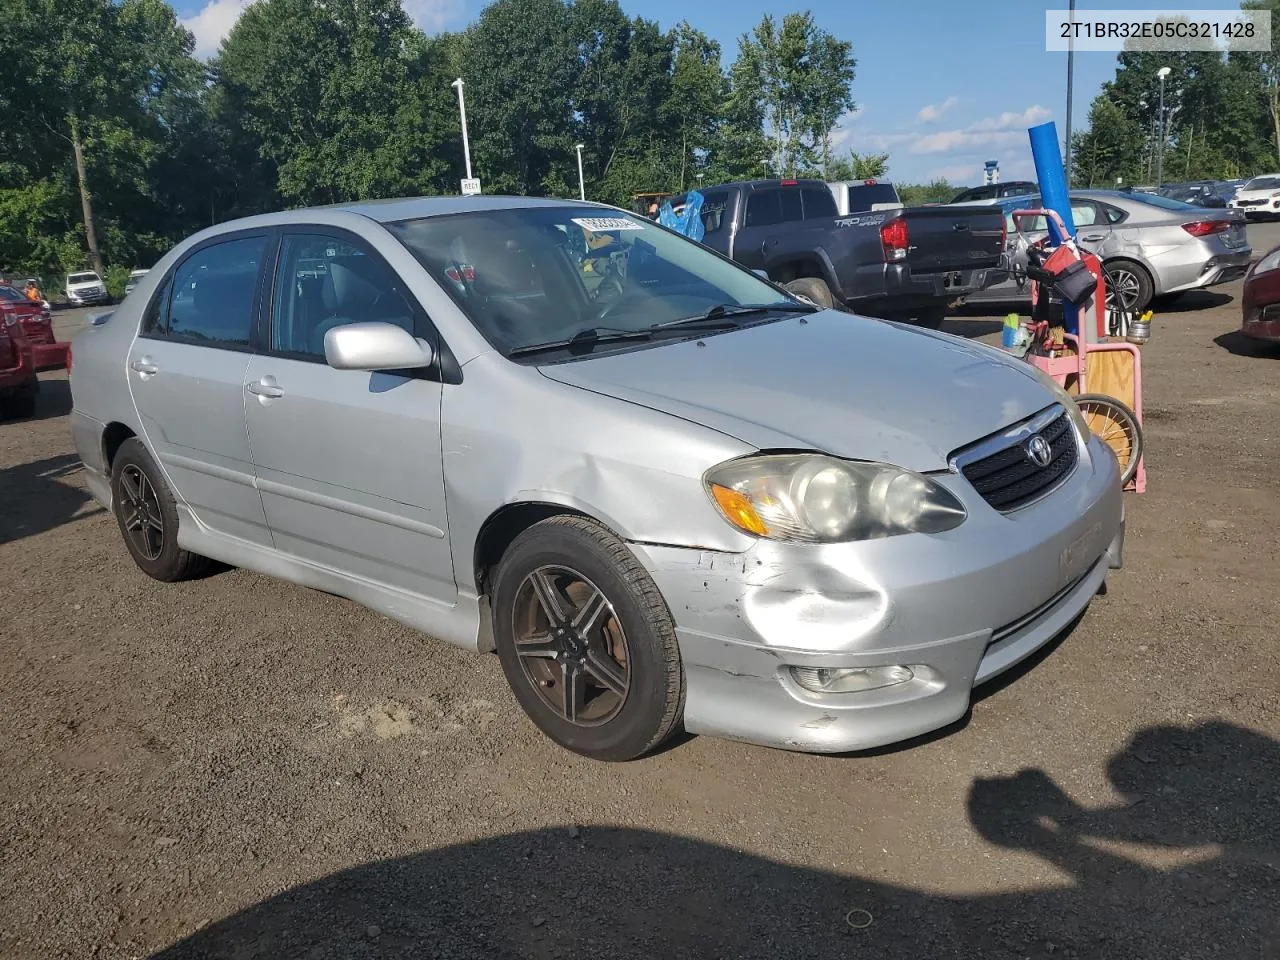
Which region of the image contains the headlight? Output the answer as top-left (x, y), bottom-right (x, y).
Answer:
top-left (705, 454), bottom-right (966, 543)
top-left (1025, 363), bottom-right (1090, 438)
top-left (1255, 248), bottom-right (1280, 275)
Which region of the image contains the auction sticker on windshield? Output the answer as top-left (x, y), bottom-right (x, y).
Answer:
top-left (572, 217), bottom-right (643, 232)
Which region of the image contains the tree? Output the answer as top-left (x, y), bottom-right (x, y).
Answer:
top-left (825, 150), bottom-right (889, 181)
top-left (1071, 95), bottom-right (1142, 187)
top-left (662, 23), bottom-right (724, 191)
top-left (1243, 0), bottom-right (1280, 165)
top-left (731, 12), bottom-right (855, 176)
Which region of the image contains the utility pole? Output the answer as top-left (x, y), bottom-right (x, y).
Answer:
top-left (1156, 66), bottom-right (1171, 186)
top-left (1064, 0), bottom-right (1076, 185)
top-left (451, 78), bottom-right (479, 195)
top-left (574, 144), bottom-right (585, 201)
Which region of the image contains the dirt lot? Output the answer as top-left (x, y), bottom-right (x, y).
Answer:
top-left (2, 250), bottom-right (1279, 959)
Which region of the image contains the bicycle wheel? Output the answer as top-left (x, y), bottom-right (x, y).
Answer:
top-left (1075, 393), bottom-right (1143, 487)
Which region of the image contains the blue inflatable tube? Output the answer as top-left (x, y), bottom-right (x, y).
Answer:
top-left (1028, 121), bottom-right (1074, 245)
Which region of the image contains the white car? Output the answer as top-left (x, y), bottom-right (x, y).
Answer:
top-left (1229, 174), bottom-right (1280, 219)
top-left (65, 271), bottom-right (111, 306)
top-left (124, 269), bottom-right (149, 295)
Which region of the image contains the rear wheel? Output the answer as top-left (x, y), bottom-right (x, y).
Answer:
top-left (1076, 394), bottom-right (1143, 487)
top-left (110, 438), bottom-right (214, 581)
top-left (912, 307), bottom-right (947, 330)
top-left (1103, 259), bottom-right (1153, 314)
top-left (784, 277), bottom-right (835, 309)
top-left (491, 515), bottom-right (684, 761)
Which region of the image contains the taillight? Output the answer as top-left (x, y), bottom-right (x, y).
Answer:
top-left (880, 218), bottom-right (909, 261)
top-left (66, 342), bottom-right (73, 373)
top-left (1182, 220), bottom-right (1230, 237)
top-left (863, 179), bottom-right (877, 185)
top-left (780, 179), bottom-right (798, 186)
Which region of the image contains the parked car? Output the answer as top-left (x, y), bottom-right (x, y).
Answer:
top-left (65, 271), bottom-right (111, 306)
top-left (950, 181), bottom-right (1039, 204)
top-left (0, 302), bottom-right (39, 419)
top-left (124, 269), bottom-right (149, 295)
top-left (966, 190), bottom-right (1250, 312)
top-left (825, 179), bottom-right (903, 215)
top-left (1240, 242), bottom-right (1280, 343)
top-left (1228, 174), bottom-right (1280, 219)
top-left (670, 178), bottom-right (1008, 328)
top-left (68, 195), bottom-right (1125, 760)
top-left (1157, 182), bottom-right (1228, 208)
top-left (0, 283), bottom-right (66, 370)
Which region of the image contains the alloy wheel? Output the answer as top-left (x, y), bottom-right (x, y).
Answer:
top-left (511, 565), bottom-right (630, 726)
top-left (1106, 268), bottom-right (1141, 311)
top-left (119, 464), bottom-right (164, 561)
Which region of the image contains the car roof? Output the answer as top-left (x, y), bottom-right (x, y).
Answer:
top-left (316, 194), bottom-right (612, 223)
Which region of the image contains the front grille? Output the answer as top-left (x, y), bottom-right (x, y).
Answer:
top-left (959, 411), bottom-right (1078, 512)
top-left (1239, 199), bottom-right (1266, 207)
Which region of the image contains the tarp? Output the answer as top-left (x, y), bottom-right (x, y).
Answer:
top-left (658, 191), bottom-right (706, 243)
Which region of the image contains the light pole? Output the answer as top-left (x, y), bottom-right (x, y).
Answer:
top-left (574, 143), bottom-right (585, 201)
top-left (1156, 66), bottom-right (1171, 186)
top-left (451, 78), bottom-right (473, 182)
top-left (1064, 0), bottom-right (1076, 185)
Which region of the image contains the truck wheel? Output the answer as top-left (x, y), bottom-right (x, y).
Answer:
top-left (784, 277), bottom-right (834, 309)
top-left (913, 307), bottom-right (947, 330)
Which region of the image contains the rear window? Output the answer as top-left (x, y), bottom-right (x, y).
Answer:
top-left (1125, 193), bottom-right (1199, 212)
top-left (68, 273), bottom-right (98, 283)
top-left (744, 190), bottom-right (781, 227)
top-left (843, 183), bottom-right (899, 211)
top-left (0, 286), bottom-right (27, 302)
top-left (801, 186), bottom-right (838, 219)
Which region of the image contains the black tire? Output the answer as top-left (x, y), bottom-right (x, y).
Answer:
top-left (784, 277), bottom-right (835, 309)
top-left (110, 438), bottom-right (214, 581)
top-left (491, 515), bottom-right (684, 761)
top-left (1103, 259), bottom-right (1154, 314)
top-left (1076, 394), bottom-right (1144, 488)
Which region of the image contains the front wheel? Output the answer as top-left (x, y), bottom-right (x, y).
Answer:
top-left (491, 515), bottom-right (684, 761)
top-left (784, 277), bottom-right (835, 309)
top-left (110, 438), bottom-right (215, 581)
top-left (1076, 394), bottom-right (1143, 488)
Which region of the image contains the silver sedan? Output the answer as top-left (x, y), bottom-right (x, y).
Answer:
top-left (964, 190), bottom-right (1251, 312)
top-left (69, 196), bottom-right (1124, 760)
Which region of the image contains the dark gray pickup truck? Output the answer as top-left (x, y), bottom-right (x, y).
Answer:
top-left (669, 178), bottom-right (1008, 327)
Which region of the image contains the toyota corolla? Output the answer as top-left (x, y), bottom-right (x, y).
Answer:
top-left (68, 196), bottom-right (1124, 760)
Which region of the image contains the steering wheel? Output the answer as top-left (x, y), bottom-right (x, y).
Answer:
top-left (591, 271), bottom-right (628, 324)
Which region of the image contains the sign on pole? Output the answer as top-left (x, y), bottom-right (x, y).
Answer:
top-left (461, 178), bottom-right (481, 196)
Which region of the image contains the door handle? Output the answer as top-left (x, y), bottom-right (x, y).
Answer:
top-left (1081, 233), bottom-right (1106, 241)
top-left (247, 377), bottom-right (284, 399)
top-left (130, 357), bottom-right (157, 376)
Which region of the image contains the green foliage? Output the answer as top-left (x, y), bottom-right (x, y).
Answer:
top-left (824, 150), bottom-right (889, 181)
top-left (103, 264), bottom-right (133, 299)
top-left (897, 180), bottom-right (955, 206)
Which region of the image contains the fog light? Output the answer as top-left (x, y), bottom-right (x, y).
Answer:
top-left (789, 664), bottom-right (914, 694)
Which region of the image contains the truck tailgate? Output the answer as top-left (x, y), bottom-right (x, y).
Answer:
top-left (897, 205), bottom-right (1005, 272)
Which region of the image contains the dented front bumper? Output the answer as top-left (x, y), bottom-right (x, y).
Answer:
top-left (627, 434), bottom-right (1125, 754)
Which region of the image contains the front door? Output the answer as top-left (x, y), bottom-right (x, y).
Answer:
top-left (242, 230), bottom-right (455, 601)
top-left (127, 232), bottom-right (272, 546)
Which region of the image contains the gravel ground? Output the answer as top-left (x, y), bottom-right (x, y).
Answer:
top-left (2, 241), bottom-right (1279, 959)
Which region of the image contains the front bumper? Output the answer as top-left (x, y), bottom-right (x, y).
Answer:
top-left (68, 291), bottom-right (110, 306)
top-left (629, 431), bottom-right (1125, 754)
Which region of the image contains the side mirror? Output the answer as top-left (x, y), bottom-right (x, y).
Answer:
top-left (323, 322), bottom-right (434, 372)
top-left (752, 268), bottom-right (769, 280)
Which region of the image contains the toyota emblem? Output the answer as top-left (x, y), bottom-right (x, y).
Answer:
top-left (1025, 434), bottom-right (1052, 467)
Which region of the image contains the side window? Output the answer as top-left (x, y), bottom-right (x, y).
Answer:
top-left (1103, 203), bottom-right (1127, 224)
top-left (801, 187), bottom-right (837, 219)
top-left (1070, 202), bottom-right (1099, 227)
top-left (141, 275), bottom-right (173, 335)
top-left (699, 191), bottom-right (730, 235)
top-left (778, 188), bottom-right (803, 223)
top-left (166, 236), bottom-right (266, 347)
top-left (744, 190), bottom-right (782, 227)
top-left (271, 233), bottom-right (418, 358)
top-left (953, 188), bottom-right (980, 203)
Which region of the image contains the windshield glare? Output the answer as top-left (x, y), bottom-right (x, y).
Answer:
top-left (1245, 177), bottom-right (1280, 190)
top-left (386, 207), bottom-right (794, 356)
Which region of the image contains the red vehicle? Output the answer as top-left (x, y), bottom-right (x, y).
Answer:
top-left (0, 283), bottom-right (67, 370)
top-left (0, 306), bottom-right (39, 419)
top-left (1241, 242), bottom-right (1280, 342)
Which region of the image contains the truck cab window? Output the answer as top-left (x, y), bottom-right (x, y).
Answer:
top-left (745, 190), bottom-right (782, 227)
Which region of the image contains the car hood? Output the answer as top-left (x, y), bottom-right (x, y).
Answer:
top-left (1235, 188), bottom-right (1280, 201)
top-left (536, 312), bottom-right (1058, 473)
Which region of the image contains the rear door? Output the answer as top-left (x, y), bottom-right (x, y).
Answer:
top-left (127, 232), bottom-right (272, 547)
top-left (242, 228), bottom-right (455, 601)
top-left (732, 187), bottom-right (786, 271)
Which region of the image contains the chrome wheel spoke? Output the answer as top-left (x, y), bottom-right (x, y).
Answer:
top-left (570, 586), bottom-right (609, 636)
top-left (529, 569), bottom-right (571, 627)
top-left (516, 633), bottom-right (559, 660)
top-left (560, 660), bottom-right (586, 722)
top-left (121, 468), bottom-right (142, 503)
top-left (584, 644), bottom-right (627, 697)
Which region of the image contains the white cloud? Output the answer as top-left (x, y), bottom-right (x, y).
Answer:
top-left (181, 0), bottom-right (251, 59)
top-left (916, 96), bottom-right (958, 123)
top-left (181, 0), bottom-right (466, 59)
top-left (967, 104), bottom-right (1052, 132)
top-left (910, 129), bottom-right (1025, 155)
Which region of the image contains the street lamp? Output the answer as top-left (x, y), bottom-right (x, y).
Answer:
top-left (451, 78), bottom-right (473, 183)
top-left (1064, 0), bottom-right (1076, 184)
top-left (1156, 66), bottom-right (1171, 186)
top-left (574, 143), bottom-right (585, 201)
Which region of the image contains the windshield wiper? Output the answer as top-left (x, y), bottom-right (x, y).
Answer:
top-left (652, 301), bottom-right (818, 329)
top-left (507, 326), bottom-right (654, 358)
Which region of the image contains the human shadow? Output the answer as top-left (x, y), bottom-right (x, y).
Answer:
top-left (150, 720), bottom-right (1278, 960)
top-left (1214, 329), bottom-right (1280, 358)
top-left (0, 452), bottom-right (101, 545)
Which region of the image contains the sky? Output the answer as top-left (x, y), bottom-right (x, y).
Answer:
top-left (170, 0), bottom-right (1215, 187)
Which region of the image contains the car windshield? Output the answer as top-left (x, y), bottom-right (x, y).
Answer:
top-left (386, 206), bottom-right (800, 358)
top-left (0, 285), bottom-right (28, 302)
top-left (1244, 176), bottom-right (1280, 190)
top-left (68, 273), bottom-right (99, 283)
